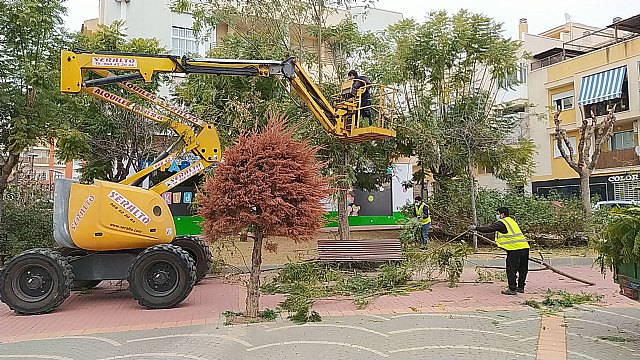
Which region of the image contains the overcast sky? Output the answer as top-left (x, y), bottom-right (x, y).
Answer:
top-left (64, 0), bottom-right (640, 39)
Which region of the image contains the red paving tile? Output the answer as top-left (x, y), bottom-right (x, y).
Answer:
top-left (1, 266), bottom-right (638, 340)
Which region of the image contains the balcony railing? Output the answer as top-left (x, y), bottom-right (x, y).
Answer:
top-left (595, 148), bottom-right (640, 169)
top-left (531, 53), bottom-right (567, 71)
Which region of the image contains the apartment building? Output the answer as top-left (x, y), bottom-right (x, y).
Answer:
top-left (98, 1), bottom-right (401, 67)
top-left (475, 18), bottom-right (607, 192)
top-left (15, 142), bottom-right (79, 190)
top-left (527, 14), bottom-right (640, 201)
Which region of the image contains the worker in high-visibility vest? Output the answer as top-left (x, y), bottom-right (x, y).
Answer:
top-left (468, 207), bottom-right (529, 295)
top-left (413, 196), bottom-right (431, 249)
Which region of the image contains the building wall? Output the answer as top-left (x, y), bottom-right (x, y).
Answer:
top-left (529, 34), bottom-right (640, 200)
top-left (17, 142), bottom-right (73, 187)
top-left (99, 0), bottom-right (214, 56)
top-left (349, 6), bottom-right (403, 33)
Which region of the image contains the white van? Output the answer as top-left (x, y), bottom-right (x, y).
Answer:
top-left (593, 200), bottom-right (640, 211)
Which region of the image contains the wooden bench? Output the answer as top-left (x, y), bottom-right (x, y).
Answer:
top-left (317, 239), bottom-right (403, 262)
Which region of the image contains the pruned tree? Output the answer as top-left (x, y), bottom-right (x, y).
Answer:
top-left (553, 106), bottom-right (617, 213)
top-left (197, 113), bottom-right (330, 317)
top-left (173, 1), bottom-right (397, 242)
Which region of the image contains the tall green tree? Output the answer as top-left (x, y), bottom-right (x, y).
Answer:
top-left (369, 10), bottom-right (534, 248)
top-left (56, 21), bottom-right (168, 182)
top-left (0, 0), bottom-right (67, 221)
top-left (173, 0), bottom-right (397, 241)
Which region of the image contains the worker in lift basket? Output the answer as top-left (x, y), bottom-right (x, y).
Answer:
top-left (468, 207), bottom-right (529, 295)
top-left (347, 69), bottom-right (372, 126)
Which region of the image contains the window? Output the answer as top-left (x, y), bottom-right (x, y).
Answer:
top-left (499, 65), bottom-right (526, 90)
top-left (517, 63), bottom-right (527, 84)
top-left (554, 136), bottom-right (576, 158)
top-left (584, 75), bottom-right (630, 116)
top-left (477, 165), bottom-right (493, 175)
top-left (172, 26), bottom-right (199, 57)
top-left (610, 130), bottom-right (635, 150)
top-left (614, 181), bottom-right (640, 202)
top-left (552, 91), bottom-right (574, 111)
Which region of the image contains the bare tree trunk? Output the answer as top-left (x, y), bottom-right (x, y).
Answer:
top-left (337, 189), bottom-right (350, 241)
top-left (467, 151), bottom-right (478, 251)
top-left (246, 225), bottom-right (263, 318)
top-left (337, 148), bottom-right (350, 241)
top-left (580, 173), bottom-right (592, 214)
top-left (0, 153), bottom-right (20, 223)
top-left (316, 0), bottom-right (323, 84)
top-left (420, 164), bottom-right (425, 198)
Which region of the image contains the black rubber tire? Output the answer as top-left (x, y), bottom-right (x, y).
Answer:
top-left (171, 235), bottom-right (212, 284)
top-left (128, 244), bottom-right (196, 309)
top-left (0, 248), bottom-right (74, 315)
top-left (57, 247), bottom-right (102, 290)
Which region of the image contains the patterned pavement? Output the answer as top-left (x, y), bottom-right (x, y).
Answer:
top-left (1, 310), bottom-right (541, 360)
top-left (1, 265), bottom-right (639, 359)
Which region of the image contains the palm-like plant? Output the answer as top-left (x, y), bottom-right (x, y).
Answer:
top-left (596, 207), bottom-right (640, 272)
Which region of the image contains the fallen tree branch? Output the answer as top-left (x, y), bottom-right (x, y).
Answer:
top-left (474, 265), bottom-right (547, 271)
top-left (528, 257), bottom-right (596, 286)
top-left (472, 232), bottom-right (596, 286)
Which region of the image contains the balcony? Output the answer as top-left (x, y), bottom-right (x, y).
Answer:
top-left (595, 148), bottom-right (640, 169)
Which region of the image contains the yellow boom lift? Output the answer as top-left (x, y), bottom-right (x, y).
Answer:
top-left (0, 50), bottom-right (396, 314)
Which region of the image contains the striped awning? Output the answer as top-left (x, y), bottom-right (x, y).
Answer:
top-left (577, 66), bottom-right (627, 106)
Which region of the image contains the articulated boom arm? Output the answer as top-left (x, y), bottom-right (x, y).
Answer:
top-left (60, 50), bottom-right (396, 192)
top-left (61, 50), bottom-right (395, 141)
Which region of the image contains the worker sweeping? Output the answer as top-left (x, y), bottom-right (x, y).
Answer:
top-left (468, 207), bottom-right (529, 295)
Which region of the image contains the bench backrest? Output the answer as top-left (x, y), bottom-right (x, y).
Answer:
top-left (317, 238), bottom-right (403, 262)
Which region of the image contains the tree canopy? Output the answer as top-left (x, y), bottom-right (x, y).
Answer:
top-left (0, 0), bottom-right (68, 220)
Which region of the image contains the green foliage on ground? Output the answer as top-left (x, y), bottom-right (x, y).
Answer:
top-left (221, 308), bottom-right (280, 325)
top-left (429, 245), bottom-right (473, 287)
top-left (525, 290), bottom-right (603, 314)
top-left (262, 228), bottom-right (471, 323)
top-left (0, 183), bottom-right (54, 262)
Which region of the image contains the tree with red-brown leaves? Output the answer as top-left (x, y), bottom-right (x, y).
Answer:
top-left (197, 113), bottom-right (331, 317)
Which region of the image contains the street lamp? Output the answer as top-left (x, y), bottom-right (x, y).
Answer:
top-left (49, 169), bottom-right (64, 194)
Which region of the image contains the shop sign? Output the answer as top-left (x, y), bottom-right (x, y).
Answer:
top-left (608, 174), bottom-right (640, 182)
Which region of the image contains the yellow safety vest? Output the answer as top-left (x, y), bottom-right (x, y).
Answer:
top-left (496, 217), bottom-right (529, 251)
top-left (415, 203), bottom-right (432, 225)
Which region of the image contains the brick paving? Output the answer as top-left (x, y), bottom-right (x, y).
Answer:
top-left (1, 265), bottom-right (637, 343)
top-left (536, 315), bottom-right (567, 360)
top-left (565, 306), bottom-right (640, 360)
top-left (1, 310), bottom-right (541, 359)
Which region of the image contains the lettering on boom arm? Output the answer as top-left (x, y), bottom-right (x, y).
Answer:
top-left (90, 87), bottom-right (169, 124)
top-left (120, 81), bottom-right (204, 126)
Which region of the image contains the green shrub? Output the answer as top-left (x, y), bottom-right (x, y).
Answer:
top-left (1, 183), bottom-right (54, 262)
top-left (595, 206), bottom-right (640, 272)
top-left (429, 179), bottom-right (597, 246)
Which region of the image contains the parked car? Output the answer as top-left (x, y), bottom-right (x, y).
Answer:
top-left (593, 200), bottom-right (640, 211)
